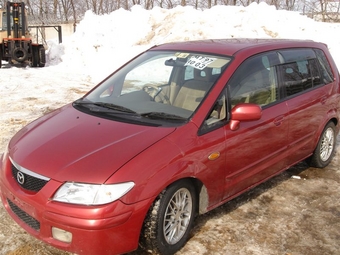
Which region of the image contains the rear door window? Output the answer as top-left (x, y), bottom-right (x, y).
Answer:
top-left (278, 48), bottom-right (326, 97)
top-left (279, 59), bottom-right (321, 96)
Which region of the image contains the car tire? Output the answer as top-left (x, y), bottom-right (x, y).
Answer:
top-left (307, 122), bottom-right (336, 168)
top-left (38, 46), bottom-right (46, 67)
top-left (141, 180), bottom-right (197, 255)
top-left (31, 46), bottom-right (39, 67)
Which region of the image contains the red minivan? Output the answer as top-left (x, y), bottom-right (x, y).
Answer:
top-left (0, 39), bottom-right (339, 255)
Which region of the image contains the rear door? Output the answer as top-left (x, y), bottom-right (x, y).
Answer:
top-left (277, 48), bottom-right (335, 166)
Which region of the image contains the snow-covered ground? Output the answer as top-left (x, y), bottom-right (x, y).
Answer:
top-left (0, 3), bottom-right (340, 255)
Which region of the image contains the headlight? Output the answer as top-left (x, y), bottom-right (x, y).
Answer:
top-left (52, 182), bottom-right (135, 205)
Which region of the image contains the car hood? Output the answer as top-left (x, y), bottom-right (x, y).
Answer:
top-left (9, 104), bottom-right (175, 183)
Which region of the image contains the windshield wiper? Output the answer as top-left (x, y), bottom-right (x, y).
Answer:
top-left (140, 112), bottom-right (186, 121)
top-left (74, 100), bottom-right (136, 114)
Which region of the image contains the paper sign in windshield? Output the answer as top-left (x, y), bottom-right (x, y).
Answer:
top-left (185, 56), bottom-right (216, 70)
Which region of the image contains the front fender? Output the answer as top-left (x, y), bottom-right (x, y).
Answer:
top-left (109, 137), bottom-right (197, 204)
top-left (107, 121), bottom-right (226, 215)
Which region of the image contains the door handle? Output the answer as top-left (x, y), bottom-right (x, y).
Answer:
top-left (273, 115), bottom-right (284, 126)
top-left (320, 96), bottom-right (327, 105)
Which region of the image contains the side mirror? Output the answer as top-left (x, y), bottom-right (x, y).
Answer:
top-left (229, 103), bottom-right (262, 131)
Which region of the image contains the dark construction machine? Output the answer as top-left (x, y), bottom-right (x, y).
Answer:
top-left (0, 1), bottom-right (45, 68)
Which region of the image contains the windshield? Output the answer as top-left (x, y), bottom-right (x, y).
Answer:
top-left (75, 50), bottom-right (231, 126)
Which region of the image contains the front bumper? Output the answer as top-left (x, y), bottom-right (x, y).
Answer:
top-left (0, 156), bottom-right (151, 255)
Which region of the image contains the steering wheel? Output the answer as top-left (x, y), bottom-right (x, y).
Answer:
top-left (142, 85), bottom-right (170, 104)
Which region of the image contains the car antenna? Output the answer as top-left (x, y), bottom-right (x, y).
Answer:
top-left (154, 32), bottom-right (173, 46)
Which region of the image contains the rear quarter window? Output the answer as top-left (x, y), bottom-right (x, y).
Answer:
top-left (314, 49), bottom-right (334, 84)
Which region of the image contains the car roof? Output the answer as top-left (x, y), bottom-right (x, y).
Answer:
top-left (150, 38), bottom-right (326, 56)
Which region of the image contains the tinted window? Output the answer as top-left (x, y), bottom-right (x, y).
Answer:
top-left (309, 59), bottom-right (322, 87)
top-left (278, 48), bottom-right (324, 97)
top-left (279, 48), bottom-right (316, 62)
top-left (314, 49), bottom-right (334, 84)
top-left (228, 52), bottom-right (280, 107)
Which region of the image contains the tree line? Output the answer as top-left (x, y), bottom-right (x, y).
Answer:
top-left (2, 0), bottom-right (340, 24)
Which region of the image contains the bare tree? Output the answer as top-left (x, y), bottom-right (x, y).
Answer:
top-left (70, 0), bottom-right (76, 30)
top-left (285, 0), bottom-right (296, 10)
top-left (11, 0), bottom-right (337, 26)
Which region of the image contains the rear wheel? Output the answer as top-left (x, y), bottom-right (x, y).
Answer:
top-left (141, 180), bottom-right (197, 255)
top-left (38, 45), bottom-right (46, 67)
top-left (32, 47), bottom-right (39, 67)
top-left (308, 122), bottom-right (336, 168)
top-left (31, 45), bottom-right (46, 67)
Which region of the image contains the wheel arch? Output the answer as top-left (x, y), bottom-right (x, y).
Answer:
top-left (326, 117), bottom-right (339, 136)
top-left (322, 117), bottom-right (338, 140)
top-left (330, 117), bottom-right (338, 128)
top-left (146, 177), bottom-right (209, 219)
top-left (138, 176), bottom-right (208, 253)
top-left (190, 177), bottom-right (209, 215)
top-left (170, 177), bottom-right (209, 215)
top-left (313, 117), bottom-right (339, 150)
top-left (307, 119), bottom-right (338, 168)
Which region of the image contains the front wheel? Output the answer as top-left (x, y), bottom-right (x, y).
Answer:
top-left (307, 122), bottom-right (336, 168)
top-left (141, 180), bottom-right (197, 255)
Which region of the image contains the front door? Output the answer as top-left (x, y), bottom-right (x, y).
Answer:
top-left (222, 52), bottom-right (289, 200)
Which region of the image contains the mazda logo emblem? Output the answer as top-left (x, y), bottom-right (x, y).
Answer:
top-left (17, 171), bottom-right (25, 185)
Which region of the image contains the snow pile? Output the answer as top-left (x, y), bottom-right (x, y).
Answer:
top-left (1, 2), bottom-right (340, 153)
top-left (47, 3), bottom-right (340, 80)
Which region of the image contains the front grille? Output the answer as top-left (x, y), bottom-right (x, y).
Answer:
top-left (11, 163), bottom-right (48, 192)
top-left (7, 199), bottom-right (40, 231)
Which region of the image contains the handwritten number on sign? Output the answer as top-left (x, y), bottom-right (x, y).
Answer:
top-left (185, 56), bottom-right (216, 70)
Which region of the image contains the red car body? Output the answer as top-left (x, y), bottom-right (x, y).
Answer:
top-left (1, 39), bottom-right (339, 255)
